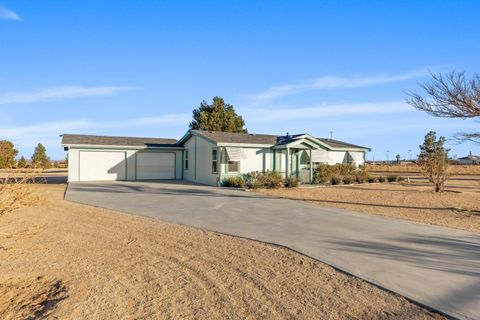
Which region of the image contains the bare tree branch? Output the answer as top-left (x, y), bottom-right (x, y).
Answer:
top-left (406, 71), bottom-right (480, 143)
top-left (453, 132), bottom-right (480, 144)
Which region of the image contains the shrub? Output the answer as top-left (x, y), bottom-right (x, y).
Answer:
top-left (313, 163), bottom-right (357, 184)
top-left (244, 171), bottom-right (263, 189)
top-left (263, 172), bottom-right (284, 189)
top-left (222, 176), bottom-right (245, 188)
top-left (355, 171), bottom-right (369, 183)
top-left (397, 176), bottom-right (406, 182)
top-left (368, 177), bottom-right (378, 183)
top-left (284, 176), bottom-right (300, 188)
top-left (387, 175), bottom-right (398, 183)
top-left (378, 176), bottom-right (386, 183)
top-left (243, 171), bottom-right (283, 189)
top-left (0, 175), bottom-right (43, 216)
top-left (331, 175), bottom-right (342, 185)
top-left (343, 175), bottom-right (354, 184)
top-left (312, 164), bottom-right (332, 184)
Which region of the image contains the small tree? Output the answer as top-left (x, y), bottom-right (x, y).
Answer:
top-left (189, 96), bottom-right (247, 133)
top-left (31, 143), bottom-right (51, 169)
top-left (418, 131), bottom-right (449, 192)
top-left (0, 140), bottom-right (18, 169)
top-left (17, 156), bottom-right (27, 168)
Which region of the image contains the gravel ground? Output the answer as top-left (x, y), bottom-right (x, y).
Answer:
top-left (0, 184), bottom-right (443, 320)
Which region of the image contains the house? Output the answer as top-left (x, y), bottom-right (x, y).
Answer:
top-left (61, 129), bottom-right (371, 185)
top-left (457, 152), bottom-right (480, 165)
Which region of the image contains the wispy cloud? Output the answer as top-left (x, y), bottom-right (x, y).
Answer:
top-left (0, 5), bottom-right (20, 20)
top-left (246, 69), bottom-right (429, 106)
top-left (240, 100), bottom-right (411, 123)
top-left (0, 85), bottom-right (138, 105)
top-left (0, 113), bottom-right (190, 142)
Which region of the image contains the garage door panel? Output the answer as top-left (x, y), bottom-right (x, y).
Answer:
top-left (79, 151), bottom-right (126, 181)
top-left (136, 152), bottom-right (175, 180)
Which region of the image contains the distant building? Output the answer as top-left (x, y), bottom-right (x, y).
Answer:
top-left (457, 152), bottom-right (480, 165)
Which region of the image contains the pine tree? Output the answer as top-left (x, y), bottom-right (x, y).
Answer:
top-left (0, 140), bottom-right (19, 169)
top-left (17, 156), bottom-right (27, 168)
top-left (189, 97), bottom-right (247, 133)
top-left (31, 143), bottom-right (51, 169)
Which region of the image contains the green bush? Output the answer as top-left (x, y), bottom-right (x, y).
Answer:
top-left (331, 175), bottom-right (342, 185)
top-left (387, 175), bottom-right (398, 183)
top-left (368, 177), bottom-right (378, 183)
top-left (222, 176), bottom-right (245, 188)
top-left (378, 176), bottom-right (386, 183)
top-left (284, 176), bottom-right (300, 188)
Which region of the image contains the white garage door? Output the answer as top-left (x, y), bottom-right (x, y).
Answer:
top-left (136, 152), bottom-right (175, 180)
top-left (79, 151), bottom-right (126, 181)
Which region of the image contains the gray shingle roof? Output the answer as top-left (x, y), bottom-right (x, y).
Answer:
top-left (61, 134), bottom-right (177, 147)
top-left (192, 130), bottom-right (369, 150)
top-left (317, 138), bottom-right (369, 149)
top-left (192, 130), bottom-right (278, 144)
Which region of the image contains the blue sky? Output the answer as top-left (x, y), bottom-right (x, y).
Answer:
top-left (1, 0), bottom-right (479, 160)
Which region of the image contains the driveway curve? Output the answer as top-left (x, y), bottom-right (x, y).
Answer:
top-left (66, 181), bottom-right (480, 320)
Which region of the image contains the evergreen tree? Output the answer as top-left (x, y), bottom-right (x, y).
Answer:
top-left (17, 156), bottom-right (28, 168)
top-left (418, 131), bottom-right (449, 192)
top-left (31, 143), bottom-right (51, 169)
top-left (189, 97), bottom-right (247, 133)
top-left (0, 140), bottom-right (19, 169)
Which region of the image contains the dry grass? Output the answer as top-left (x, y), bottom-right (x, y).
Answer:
top-left (0, 175), bottom-right (43, 216)
top-left (258, 182), bottom-right (480, 234)
top-left (367, 164), bottom-right (480, 175)
top-left (0, 184), bottom-right (443, 320)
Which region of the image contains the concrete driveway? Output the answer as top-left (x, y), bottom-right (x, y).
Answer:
top-left (66, 181), bottom-right (480, 320)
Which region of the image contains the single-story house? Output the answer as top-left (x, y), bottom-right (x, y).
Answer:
top-left (61, 129), bottom-right (370, 185)
top-left (457, 152), bottom-right (480, 165)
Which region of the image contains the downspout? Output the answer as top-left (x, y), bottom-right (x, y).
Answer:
top-left (285, 147), bottom-right (290, 178)
top-left (217, 146), bottom-right (222, 187)
top-left (309, 149), bottom-right (313, 183)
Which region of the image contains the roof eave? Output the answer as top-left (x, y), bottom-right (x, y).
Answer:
top-left (217, 142), bottom-right (274, 148)
top-left (62, 143), bottom-right (184, 150)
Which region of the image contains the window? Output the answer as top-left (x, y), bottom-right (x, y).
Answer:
top-left (228, 160), bottom-right (239, 172)
top-left (185, 149), bottom-right (189, 170)
top-left (212, 149), bottom-right (218, 173)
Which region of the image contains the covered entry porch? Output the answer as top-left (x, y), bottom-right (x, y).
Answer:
top-left (271, 133), bottom-right (365, 183)
top-left (271, 134), bottom-right (326, 184)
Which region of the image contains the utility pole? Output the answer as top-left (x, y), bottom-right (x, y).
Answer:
top-left (386, 150), bottom-right (390, 163)
top-left (329, 131), bottom-right (333, 140)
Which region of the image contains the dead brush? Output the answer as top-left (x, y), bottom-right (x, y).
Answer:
top-left (0, 174), bottom-right (44, 216)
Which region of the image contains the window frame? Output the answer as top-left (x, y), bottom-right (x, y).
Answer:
top-left (227, 160), bottom-right (240, 173)
top-left (211, 149), bottom-right (218, 174)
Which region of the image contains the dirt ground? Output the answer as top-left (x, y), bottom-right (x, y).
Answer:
top-left (258, 177), bottom-right (480, 234)
top-left (0, 184), bottom-right (443, 320)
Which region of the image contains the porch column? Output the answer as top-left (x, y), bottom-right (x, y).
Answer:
top-left (285, 147), bottom-right (290, 178)
top-left (309, 149), bottom-right (313, 183)
top-left (218, 147), bottom-right (223, 185)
